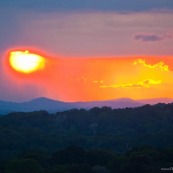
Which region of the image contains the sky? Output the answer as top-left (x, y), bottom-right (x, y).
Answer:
top-left (0, 0), bottom-right (173, 102)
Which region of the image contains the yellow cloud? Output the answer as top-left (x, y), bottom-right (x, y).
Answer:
top-left (93, 80), bottom-right (104, 84)
top-left (100, 79), bottom-right (162, 89)
top-left (133, 59), bottom-right (169, 72)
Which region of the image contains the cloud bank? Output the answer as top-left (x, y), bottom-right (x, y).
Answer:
top-left (1, 11), bottom-right (172, 57)
top-left (100, 79), bottom-right (162, 89)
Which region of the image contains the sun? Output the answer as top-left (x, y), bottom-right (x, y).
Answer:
top-left (9, 50), bottom-right (46, 74)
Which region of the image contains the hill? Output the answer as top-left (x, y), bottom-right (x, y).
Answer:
top-left (1, 103), bottom-right (173, 172)
top-left (1, 103), bottom-right (173, 156)
top-left (0, 97), bottom-right (143, 114)
top-left (1, 97), bottom-right (173, 114)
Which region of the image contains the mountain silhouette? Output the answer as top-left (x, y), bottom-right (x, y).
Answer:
top-left (0, 97), bottom-right (173, 114)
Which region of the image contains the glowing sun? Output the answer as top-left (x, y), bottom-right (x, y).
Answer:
top-left (9, 50), bottom-right (46, 73)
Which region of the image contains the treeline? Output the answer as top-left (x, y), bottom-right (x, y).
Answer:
top-left (2, 145), bottom-right (173, 173)
top-left (0, 103), bottom-right (173, 172)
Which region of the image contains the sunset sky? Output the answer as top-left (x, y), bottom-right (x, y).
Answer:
top-left (0, 0), bottom-right (173, 102)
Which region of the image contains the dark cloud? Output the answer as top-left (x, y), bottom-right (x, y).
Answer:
top-left (134, 34), bottom-right (172, 42)
top-left (0, 0), bottom-right (173, 12)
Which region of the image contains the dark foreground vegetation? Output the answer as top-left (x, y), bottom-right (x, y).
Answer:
top-left (1, 103), bottom-right (173, 172)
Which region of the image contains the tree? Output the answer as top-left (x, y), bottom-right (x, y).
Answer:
top-left (86, 149), bottom-right (115, 166)
top-left (6, 159), bottom-right (43, 173)
top-left (51, 146), bottom-right (86, 165)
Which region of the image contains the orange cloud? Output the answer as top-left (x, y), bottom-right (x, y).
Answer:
top-left (100, 79), bottom-right (162, 89)
top-left (133, 59), bottom-right (169, 72)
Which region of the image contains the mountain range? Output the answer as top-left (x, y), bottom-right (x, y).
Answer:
top-left (0, 97), bottom-right (173, 115)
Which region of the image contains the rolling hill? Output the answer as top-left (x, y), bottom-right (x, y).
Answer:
top-left (0, 97), bottom-right (173, 115)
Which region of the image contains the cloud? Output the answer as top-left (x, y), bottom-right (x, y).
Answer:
top-left (93, 80), bottom-right (104, 84)
top-left (6, 11), bottom-right (172, 57)
top-left (134, 34), bottom-right (172, 42)
top-left (133, 59), bottom-right (169, 71)
top-left (100, 79), bottom-right (162, 89)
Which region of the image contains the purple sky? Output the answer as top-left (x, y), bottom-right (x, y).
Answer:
top-left (0, 0), bottom-right (173, 101)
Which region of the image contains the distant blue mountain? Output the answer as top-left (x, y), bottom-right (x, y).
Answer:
top-left (0, 97), bottom-right (173, 115)
top-left (0, 97), bottom-right (74, 114)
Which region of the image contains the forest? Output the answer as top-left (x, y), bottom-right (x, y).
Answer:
top-left (0, 103), bottom-right (173, 172)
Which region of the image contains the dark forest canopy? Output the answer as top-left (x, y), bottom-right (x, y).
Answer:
top-left (1, 103), bottom-right (173, 172)
top-left (1, 103), bottom-right (173, 153)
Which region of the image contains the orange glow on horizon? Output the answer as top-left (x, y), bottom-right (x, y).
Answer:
top-left (4, 49), bottom-right (173, 102)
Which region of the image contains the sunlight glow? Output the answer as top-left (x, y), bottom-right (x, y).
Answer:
top-left (9, 50), bottom-right (45, 74)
